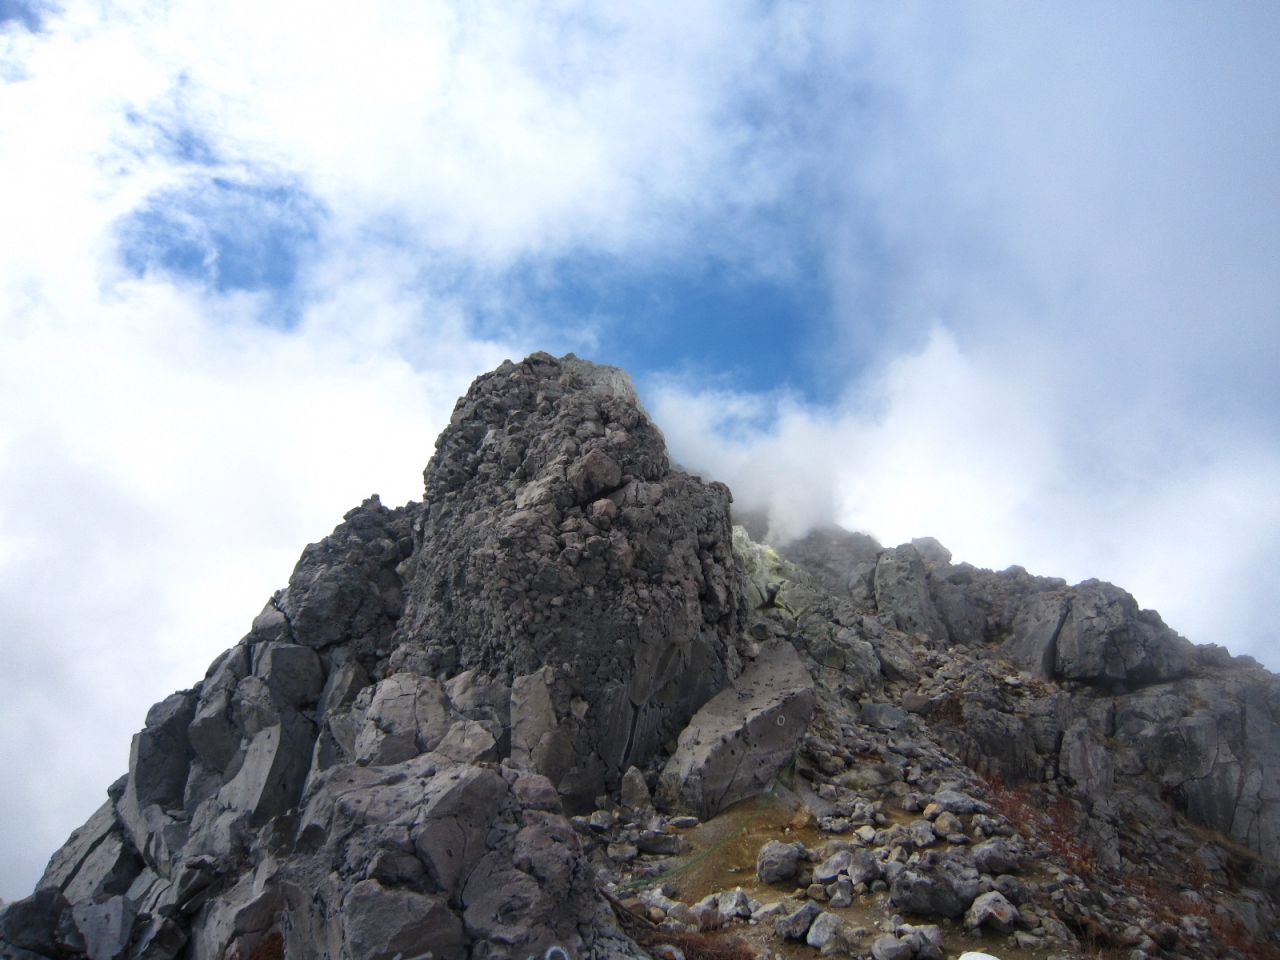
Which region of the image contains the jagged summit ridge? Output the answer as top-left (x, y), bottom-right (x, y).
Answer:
top-left (3, 351), bottom-right (1280, 960)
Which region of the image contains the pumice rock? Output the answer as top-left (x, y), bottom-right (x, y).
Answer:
top-left (6, 351), bottom-right (1280, 960)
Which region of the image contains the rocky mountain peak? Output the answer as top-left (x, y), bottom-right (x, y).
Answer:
top-left (396, 351), bottom-right (749, 801)
top-left (4, 353), bottom-right (1280, 960)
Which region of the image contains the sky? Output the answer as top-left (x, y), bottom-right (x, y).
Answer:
top-left (1, 1), bottom-right (1278, 900)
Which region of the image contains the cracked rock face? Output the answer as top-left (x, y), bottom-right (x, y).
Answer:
top-left (393, 352), bottom-right (747, 800)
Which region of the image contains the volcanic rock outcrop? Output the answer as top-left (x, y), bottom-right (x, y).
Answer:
top-left (5, 352), bottom-right (1280, 960)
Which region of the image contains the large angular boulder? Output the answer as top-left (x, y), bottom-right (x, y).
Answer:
top-left (1003, 580), bottom-right (1189, 685)
top-left (342, 880), bottom-right (465, 960)
top-left (658, 640), bottom-right (815, 819)
top-left (1056, 580), bottom-right (1189, 684)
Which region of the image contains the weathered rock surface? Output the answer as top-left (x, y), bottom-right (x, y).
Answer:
top-left (657, 639), bottom-right (814, 818)
top-left (393, 353), bottom-right (747, 802)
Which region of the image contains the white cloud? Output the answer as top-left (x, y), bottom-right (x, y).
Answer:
top-left (656, 327), bottom-right (1280, 664)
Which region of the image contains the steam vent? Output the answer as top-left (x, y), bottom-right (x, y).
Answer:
top-left (5, 352), bottom-right (1280, 960)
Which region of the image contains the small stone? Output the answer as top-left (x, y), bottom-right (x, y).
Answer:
top-left (607, 843), bottom-right (638, 862)
top-left (806, 912), bottom-right (844, 950)
top-left (668, 816), bottom-right (699, 828)
top-left (827, 878), bottom-right (854, 908)
top-left (897, 923), bottom-right (944, 960)
top-left (637, 831), bottom-right (682, 855)
top-left (908, 819), bottom-right (936, 848)
top-left (933, 811), bottom-right (962, 835)
top-left (621, 767), bottom-right (651, 810)
top-left (751, 902), bottom-right (786, 921)
top-left (716, 888), bottom-right (754, 919)
top-left (774, 901), bottom-right (822, 940)
top-left (846, 848), bottom-right (882, 885)
top-left (806, 884), bottom-right (828, 902)
top-left (757, 840), bottom-right (806, 884)
top-left (870, 934), bottom-right (913, 960)
top-left (814, 851), bottom-right (852, 883)
top-left (855, 825), bottom-right (878, 843)
top-left (964, 890), bottom-right (1018, 933)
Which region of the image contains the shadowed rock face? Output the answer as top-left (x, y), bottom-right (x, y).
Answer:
top-left (392, 352), bottom-right (747, 800)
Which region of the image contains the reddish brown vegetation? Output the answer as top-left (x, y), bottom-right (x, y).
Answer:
top-left (983, 775), bottom-right (1101, 878)
top-left (985, 776), bottom-right (1280, 959)
top-left (632, 928), bottom-right (756, 960)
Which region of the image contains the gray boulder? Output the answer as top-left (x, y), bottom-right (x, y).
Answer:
top-left (62, 834), bottom-right (142, 904)
top-left (1056, 580), bottom-right (1189, 684)
top-left (756, 840), bottom-right (806, 884)
top-left (964, 890), bottom-right (1018, 933)
top-left (70, 897), bottom-right (137, 960)
top-left (125, 916), bottom-right (187, 960)
top-left (774, 900), bottom-right (821, 940)
top-left (658, 640), bottom-right (814, 819)
top-left (352, 673), bottom-right (452, 765)
top-left (269, 498), bottom-right (412, 654)
top-left (1060, 719), bottom-right (1115, 807)
top-left (39, 798), bottom-right (142, 904)
top-left (343, 880), bottom-right (464, 960)
top-left (870, 934), bottom-right (913, 960)
top-left (254, 643), bottom-right (324, 708)
top-left (1005, 592), bottom-right (1069, 678)
top-left (0, 888), bottom-right (77, 958)
top-left (889, 854), bottom-right (980, 918)
top-left (187, 647), bottom-right (249, 773)
top-left (39, 799), bottom-right (122, 893)
top-left (806, 911), bottom-right (844, 949)
top-left (969, 837), bottom-right (1022, 876)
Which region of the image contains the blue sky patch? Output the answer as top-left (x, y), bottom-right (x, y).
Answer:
top-left (460, 250), bottom-right (837, 403)
top-left (0, 0), bottom-right (47, 32)
top-left (117, 177), bottom-right (324, 323)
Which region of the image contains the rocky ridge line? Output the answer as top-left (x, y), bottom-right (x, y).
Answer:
top-left (2, 352), bottom-right (1279, 960)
